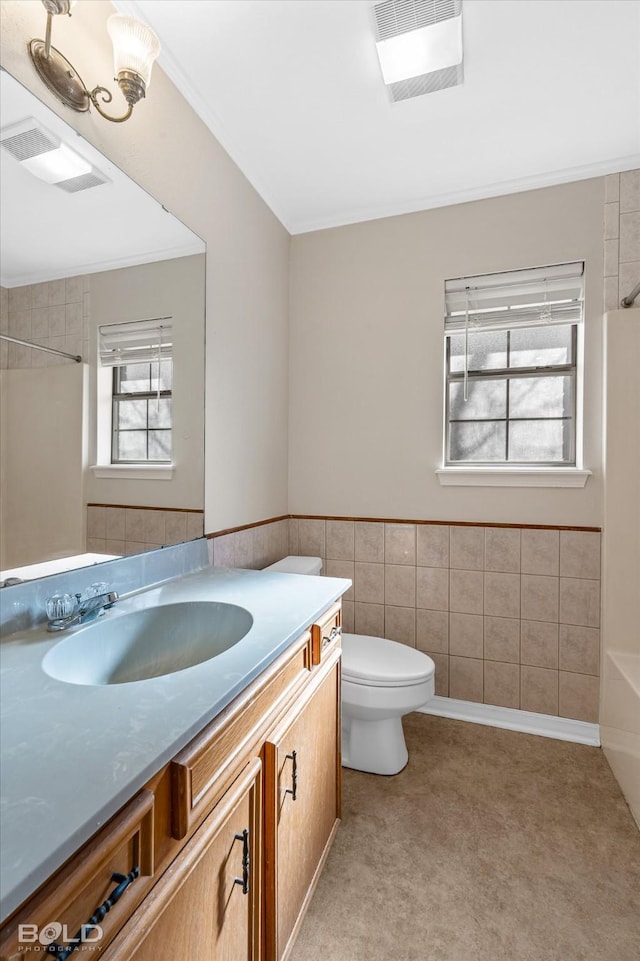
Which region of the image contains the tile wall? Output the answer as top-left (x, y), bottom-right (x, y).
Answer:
top-left (0, 276), bottom-right (90, 369)
top-left (288, 517), bottom-right (602, 723)
top-left (209, 518), bottom-right (290, 570)
top-left (603, 168), bottom-right (640, 311)
top-left (86, 505), bottom-right (204, 556)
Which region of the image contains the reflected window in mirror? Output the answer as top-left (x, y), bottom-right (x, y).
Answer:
top-left (112, 360), bottom-right (172, 463)
top-left (98, 318), bottom-right (173, 465)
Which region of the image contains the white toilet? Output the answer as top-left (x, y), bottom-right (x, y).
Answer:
top-left (263, 556), bottom-right (436, 776)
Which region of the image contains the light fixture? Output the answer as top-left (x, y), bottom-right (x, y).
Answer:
top-left (28, 0), bottom-right (161, 123)
top-left (372, 0), bottom-right (464, 102)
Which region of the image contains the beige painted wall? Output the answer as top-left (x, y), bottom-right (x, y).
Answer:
top-left (289, 179), bottom-right (605, 527)
top-left (0, 0), bottom-right (289, 534)
top-left (88, 255), bottom-right (205, 510)
top-left (0, 364), bottom-right (86, 568)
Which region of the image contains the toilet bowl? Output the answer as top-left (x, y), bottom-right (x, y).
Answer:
top-left (263, 556), bottom-right (436, 775)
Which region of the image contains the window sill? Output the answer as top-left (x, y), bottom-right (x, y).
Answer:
top-left (436, 467), bottom-right (591, 488)
top-left (91, 464), bottom-right (174, 481)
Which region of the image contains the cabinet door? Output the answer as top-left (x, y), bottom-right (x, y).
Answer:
top-left (264, 654), bottom-right (341, 961)
top-left (103, 758), bottom-right (262, 961)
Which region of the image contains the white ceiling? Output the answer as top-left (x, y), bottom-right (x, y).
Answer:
top-left (119, 0), bottom-right (640, 234)
top-left (0, 70), bottom-right (204, 287)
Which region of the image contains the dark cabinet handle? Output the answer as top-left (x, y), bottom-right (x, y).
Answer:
top-left (233, 829), bottom-right (250, 895)
top-left (285, 750), bottom-right (298, 801)
top-left (322, 625), bottom-right (342, 647)
top-left (45, 866), bottom-right (139, 958)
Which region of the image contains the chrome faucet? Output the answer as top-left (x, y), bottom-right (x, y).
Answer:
top-left (46, 589), bottom-right (118, 632)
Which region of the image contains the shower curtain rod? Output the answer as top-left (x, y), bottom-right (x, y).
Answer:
top-left (621, 281), bottom-right (640, 308)
top-left (0, 333), bottom-right (82, 363)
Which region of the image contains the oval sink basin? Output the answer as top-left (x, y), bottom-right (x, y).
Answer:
top-left (42, 602), bottom-right (253, 686)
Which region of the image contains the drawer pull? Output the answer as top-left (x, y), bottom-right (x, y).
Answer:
top-left (45, 866), bottom-right (139, 959)
top-left (233, 829), bottom-right (250, 895)
top-left (285, 750), bottom-right (298, 801)
top-left (323, 625), bottom-right (342, 647)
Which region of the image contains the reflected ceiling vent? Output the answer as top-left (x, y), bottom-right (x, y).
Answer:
top-left (0, 117), bottom-right (109, 192)
top-left (373, 0), bottom-right (464, 103)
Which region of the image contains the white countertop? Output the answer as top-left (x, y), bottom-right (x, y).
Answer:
top-left (0, 566), bottom-right (350, 922)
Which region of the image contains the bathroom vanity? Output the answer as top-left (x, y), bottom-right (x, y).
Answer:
top-left (0, 564), bottom-right (348, 961)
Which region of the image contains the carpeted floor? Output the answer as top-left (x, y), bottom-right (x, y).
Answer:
top-left (290, 714), bottom-right (640, 961)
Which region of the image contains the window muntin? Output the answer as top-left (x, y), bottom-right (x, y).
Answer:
top-left (444, 264), bottom-right (583, 468)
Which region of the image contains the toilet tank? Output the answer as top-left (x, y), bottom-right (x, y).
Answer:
top-left (263, 556), bottom-right (323, 575)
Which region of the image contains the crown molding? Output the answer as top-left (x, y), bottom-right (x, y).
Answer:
top-left (1, 240), bottom-right (205, 289)
top-left (114, 0), bottom-right (293, 234)
top-left (289, 153), bottom-right (640, 235)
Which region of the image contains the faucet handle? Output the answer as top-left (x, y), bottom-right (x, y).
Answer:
top-left (45, 593), bottom-right (76, 620)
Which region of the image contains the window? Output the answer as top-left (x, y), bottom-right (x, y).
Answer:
top-left (99, 319), bottom-right (173, 465)
top-left (443, 263), bottom-right (584, 467)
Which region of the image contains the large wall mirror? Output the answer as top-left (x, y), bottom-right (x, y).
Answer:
top-left (0, 69), bottom-right (206, 584)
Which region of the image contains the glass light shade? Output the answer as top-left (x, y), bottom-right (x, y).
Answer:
top-left (106, 14), bottom-right (161, 89)
top-left (376, 15), bottom-right (463, 85)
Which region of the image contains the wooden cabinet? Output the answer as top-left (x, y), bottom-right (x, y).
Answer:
top-left (0, 790), bottom-right (155, 961)
top-left (0, 602), bottom-right (342, 961)
top-left (102, 759), bottom-right (262, 961)
top-left (264, 650), bottom-right (341, 961)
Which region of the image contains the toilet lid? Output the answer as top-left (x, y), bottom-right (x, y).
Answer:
top-left (341, 633), bottom-right (435, 688)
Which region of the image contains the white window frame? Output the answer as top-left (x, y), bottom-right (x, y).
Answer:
top-left (438, 263), bottom-right (590, 488)
top-left (92, 318), bottom-right (175, 480)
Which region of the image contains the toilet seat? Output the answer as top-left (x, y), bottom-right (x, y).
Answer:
top-left (341, 633), bottom-right (435, 688)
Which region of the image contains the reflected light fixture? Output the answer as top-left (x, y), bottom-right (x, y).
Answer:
top-left (0, 116), bottom-right (110, 192)
top-left (28, 0), bottom-right (161, 123)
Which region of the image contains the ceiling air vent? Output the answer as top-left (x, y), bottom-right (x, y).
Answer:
top-left (373, 0), bottom-right (464, 103)
top-left (0, 117), bottom-right (109, 192)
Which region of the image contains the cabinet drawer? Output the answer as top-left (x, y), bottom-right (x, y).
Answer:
top-left (311, 602), bottom-right (342, 666)
top-left (0, 790), bottom-right (155, 961)
top-left (171, 632), bottom-right (311, 840)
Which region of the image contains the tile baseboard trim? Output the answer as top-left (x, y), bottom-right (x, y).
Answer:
top-left (88, 503), bottom-right (203, 513)
top-left (418, 696), bottom-right (600, 746)
top-left (205, 514), bottom-right (603, 535)
top-left (207, 515), bottom-right (290, 538)
top-left (290, 514), bottom-right (601, 532)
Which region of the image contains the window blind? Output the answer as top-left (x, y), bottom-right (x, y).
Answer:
top-left (98, 317), bottom-right (172, 367)
top-left (444, 262), bottom-right (584, 334)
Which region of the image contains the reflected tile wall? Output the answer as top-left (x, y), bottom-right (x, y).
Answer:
top-left (1, 276), bottom-right (90, 369)
top-left (87, 505), bottom-right (204, 557)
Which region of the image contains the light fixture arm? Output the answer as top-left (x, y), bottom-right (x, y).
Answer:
top-left (43, 11), bottom-right (53, 60)
top-left (89, 85), bottom-right (133, 124)
top-left (28, 1), bottom-right (160, 124)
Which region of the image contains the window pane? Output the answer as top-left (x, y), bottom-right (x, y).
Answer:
top-left (118, 363), bottom-right (151, 393)
top-left (508, 420), bottom-right (571, 463)
top-left (116, 399), bottom-right (147, 429)
top-left (151, 360), bottom-right (172, 392)
top-left (449, 379), bottom-right (506, 421)
top-left (509, 376), bottom-right (573, 419)
top-left (449, 421), bottom-right (506, 462)
top-left (148, 398), bottom-right (172, 429)
top-left (115, 431), bottom-right (148, 461)
top-left (148, 430), bottom-right (172, 461)
top-left (449, 330), bottom-right (508, 373)
top-left (509, 325), bottom-right (573, 368)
